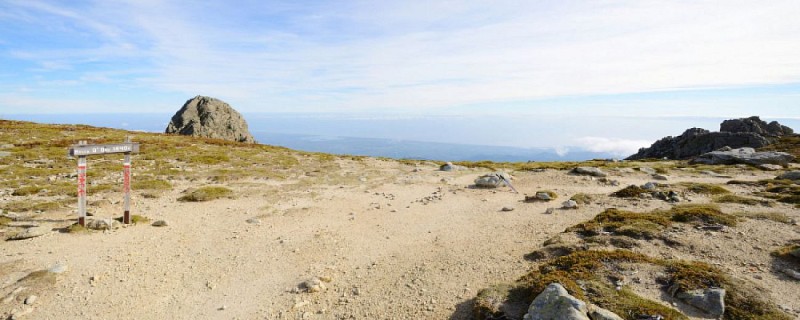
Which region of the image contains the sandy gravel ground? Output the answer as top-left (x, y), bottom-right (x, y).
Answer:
top-left (2, 159), bottom-right (799, 319)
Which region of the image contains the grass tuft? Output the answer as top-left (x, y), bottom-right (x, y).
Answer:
top-left (667, 204), bottom-right (737, 226)
top-left (566, 208), bottom-right (671, 239)
top-left (611, 185), bottom-right (648, 198)
top-left (178, 186), bottom-right (233, 202)
top-left (66, 223), bottom-right (88, 234)
top-left (714, 194), bottom-right (770, 206)
top-left (569, 193), bottom-right (594, 205)
top-left (731, 211), bottom-right (791, 224)
top-left (679, 182), bottom-right (731, 195)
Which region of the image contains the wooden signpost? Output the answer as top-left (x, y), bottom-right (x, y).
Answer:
top-left (68, 137), bottom-right (140, 226)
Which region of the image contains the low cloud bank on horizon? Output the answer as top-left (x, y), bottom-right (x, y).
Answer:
top-left (1, 0), bottom-right (799, 117)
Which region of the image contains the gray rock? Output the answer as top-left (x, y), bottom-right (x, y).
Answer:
top-left (535, 192), bottom-right (552, 201)
top-left (758, 164), bottom-right (784, 171)
top-left (24, 295), bottom-right (37, 305)
top-left (783, 268), bottom-right (800, 280)
top-left (571, 167), bottom-right (607, 177)
top-left (501, 207), bottom-right (515, 212)
top-left (676, 288), bottom-right (725, 317)
top-left (166, 95), bottom-right (256, 143)
top-left (474, 172), bottom-right (511, 188)
top-left (523, 283), bottom-right (589, 320)
top-left (690, 147), bottom-right (795, 166)
top-left (587, 303), bottom-right (624, 320)
top-left (152, 220), bottom-right (169, 227)
top-left (639, 167), bottom-right (656, 175)
top-left (9, 226), bottom-right (50, 240)
top-left (0, 151), bottom-right (11, 158)
top-left (720, 116), bottom-right (793, 136)
top-left (246, 218), bottom-right (261, 224)
top-left (626, 116), bottom-right (793, 160)
top-left (642, 182), bottom-right (657, 190)
top-left (652, 174), bottom-right (669, 181)
top-left (87, 219), bottom-right (118, 230)
top-left (778, 171), bottom-right (800, 181)
top-left (562, 200), bottom-right (578, 209)
top-left (48, 262), bottom-right (68, 274)
top-left (440, 162), bottom-right (465, 171)
top-left (544, 208), bottom-right (555, 214)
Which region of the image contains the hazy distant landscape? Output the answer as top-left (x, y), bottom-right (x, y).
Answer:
top-left (6, 113), bottom-right (798, 161)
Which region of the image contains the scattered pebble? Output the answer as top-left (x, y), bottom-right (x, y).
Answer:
top-left (152, 220), bottom-right (169, 227)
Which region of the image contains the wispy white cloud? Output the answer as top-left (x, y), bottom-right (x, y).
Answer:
top-left (574, 136), bottom-right (652, 157)
top-left (1, 0), bottom-right (800, 114)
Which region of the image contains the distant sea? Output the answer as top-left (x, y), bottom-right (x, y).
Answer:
top-left (5, 113), bottom-right (798, 162)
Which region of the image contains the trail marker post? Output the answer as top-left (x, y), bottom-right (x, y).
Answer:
top-left (68, 137), bottom-right (140, 226)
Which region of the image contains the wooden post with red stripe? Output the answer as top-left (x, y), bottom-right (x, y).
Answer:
top-left (77, 141), bottom-right (88, 227)
top-left (123, 136), bottom-right (132, 224)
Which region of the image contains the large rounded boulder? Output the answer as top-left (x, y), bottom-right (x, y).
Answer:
top-left (166, 95), bottom-right (256, 143)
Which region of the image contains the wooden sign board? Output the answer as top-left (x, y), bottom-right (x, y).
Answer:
top-left (68, 139), bottom-right (140, 226)
top-left (68, 143), bottom-right (139, 157)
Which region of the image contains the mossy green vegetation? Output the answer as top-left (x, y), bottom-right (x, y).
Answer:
top-left (567, 205), bottom-right (737, 245)
top-left (538, 190), bottom-right (558, 199)
top-left (731, 211), bottom-right (791, 224)
top-left (758, 135), bottom-right (800, 158)
top-left (114, 214), bottom-right (150, 224)
top-left (668, 204), bottom-right (737, 226)
top-left (178, 186), bottom-right (233, 202)
top-left (567, 208), bottom-right (672, 239)
top-left (12, 185), bottom-right (45, 196)
top-left (771, 243), bottom-right (800, 263)
top-left (66, 223), bottom-right (88, 234)
top-left (611, 185), bottom-right (649, 198)
top-left (713, 194), bottom-right (770, 206)
top-left (569, 193), bottom-right (594, 204)
top-left (477, 249), bottom-right (791, 320)
top-left (678, 182), bottom-right (730, 195)
top-left (1, 199), bottom-right (68, 212)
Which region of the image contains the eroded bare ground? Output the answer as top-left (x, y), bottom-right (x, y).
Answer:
top-left (1, 160), bottom-right (798, 319)
top-left (1, 121), bottom-right (799, 319)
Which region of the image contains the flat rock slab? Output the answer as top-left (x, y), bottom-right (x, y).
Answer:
top-left (9, 226), bottom-right (50, 240)
top-left (571, 167), bottom-right (607, 177)
top-left (690, 147), bottom-right (795, 166)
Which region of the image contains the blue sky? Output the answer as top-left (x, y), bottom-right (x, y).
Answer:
top-left (1, 0), bottom-right (799, 119)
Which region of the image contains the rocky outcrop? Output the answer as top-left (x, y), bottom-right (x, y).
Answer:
top-left (626, 117), bottom-right (793, 160)
top-left (720, 116), bottom-right (793, 136)
top-left (689, 147), bottom-right (795, 166)
top-left (166, 96), bottom-right (256, 143)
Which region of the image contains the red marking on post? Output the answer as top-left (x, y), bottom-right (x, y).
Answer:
top-left (123, 165), bottom-right (131, 193)
top-left (77, 172), bottom-right (87, 197)
top-left (78, 216), bottom-right (85, 227)
top-left (123, 210), bottom-right (130, 224)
